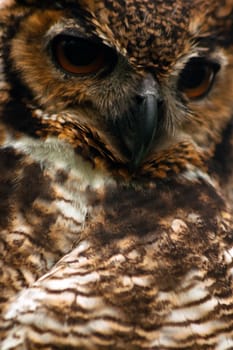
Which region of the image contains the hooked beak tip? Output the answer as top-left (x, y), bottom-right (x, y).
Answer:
top-left (109, 74), bottom-right (161, 170)
top-left (113, 93), bottom-right (159, 171)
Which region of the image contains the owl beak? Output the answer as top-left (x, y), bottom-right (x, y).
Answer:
top-left (114, 74), bottom-right (161, 170)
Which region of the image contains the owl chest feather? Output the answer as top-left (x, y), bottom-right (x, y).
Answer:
top-left (1, 133), bottom-right (233, 349)
top-left (0, 134), bottom-right (113, 308)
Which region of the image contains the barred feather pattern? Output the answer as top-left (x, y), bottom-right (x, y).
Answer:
top-left (1, 134), bottom-right (233, 350)
top-left (1, 0), bottom-right (233, 349)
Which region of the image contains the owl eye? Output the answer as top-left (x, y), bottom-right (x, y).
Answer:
top-left (51, 34), bottom-right (116, 75)
top-left (178, 58), bottom-right (220, 100)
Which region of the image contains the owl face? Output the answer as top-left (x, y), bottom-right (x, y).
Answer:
top-left (2, 0), bottom-right (233, 175)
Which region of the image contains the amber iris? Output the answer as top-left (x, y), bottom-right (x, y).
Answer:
top-left (52, 35), bottom-right (112, 75)
top-left (178, 58), bottom-right (219, 100)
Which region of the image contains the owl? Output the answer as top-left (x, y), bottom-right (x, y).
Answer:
top-left (1, 0), bottom-right (233, 349)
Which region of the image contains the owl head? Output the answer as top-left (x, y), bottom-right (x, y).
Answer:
top-left (1, 0), bottom-right (233, 178)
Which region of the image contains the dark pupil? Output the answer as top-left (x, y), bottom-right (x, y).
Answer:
top-left (179, 62), bottom-right (208, 89)
top-left (61, 37), bottom-right (100, 66)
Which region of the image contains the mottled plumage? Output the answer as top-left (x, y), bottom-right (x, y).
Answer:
top-left (1, 0), bottom-right (233, 349)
